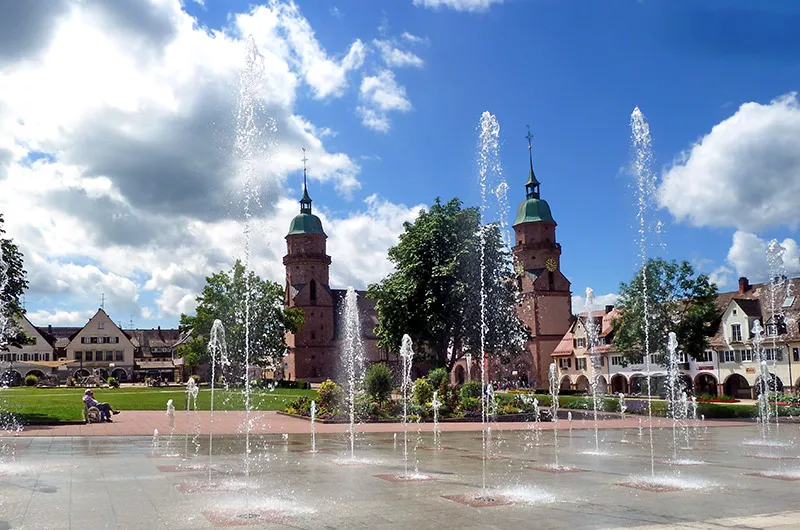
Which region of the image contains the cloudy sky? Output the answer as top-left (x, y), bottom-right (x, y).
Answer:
top-left (1, 0), bottom-right (799, 329)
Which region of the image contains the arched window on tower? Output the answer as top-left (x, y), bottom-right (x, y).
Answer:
top-left (548, 271), bottom-right (555, 291)
top-left (310, 279), bottom-right (317, 305)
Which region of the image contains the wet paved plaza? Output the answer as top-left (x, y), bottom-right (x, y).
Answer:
top-left (2, 423), bottom-right (800, 529)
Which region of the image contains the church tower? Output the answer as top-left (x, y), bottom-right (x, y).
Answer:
top-left (283, 150), bottom-right (336, 380)
top-left (512, 128), bottom-right (572, 386)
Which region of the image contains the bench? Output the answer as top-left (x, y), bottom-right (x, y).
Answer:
top-left (83, 402), bottom-right (102, 424)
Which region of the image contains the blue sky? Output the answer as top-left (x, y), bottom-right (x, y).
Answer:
top-left (1, 0), bottom-right (799, 328)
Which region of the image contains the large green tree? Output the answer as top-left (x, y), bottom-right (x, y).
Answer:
top-left (178, 260), bottom-right (304, 374)
top-left (1, 213), bottom-right (30, 351)
top-left (612, 258), bottom-right (719, 364)
top-left (368, 197), bottom-right (529, 373)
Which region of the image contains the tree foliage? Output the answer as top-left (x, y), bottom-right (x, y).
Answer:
top-left (364, 362), bottom-right (393, 405)
top-left (1, 214), bottom-right (30, 351)
top-left (612, 258), bottom-right (719, 364)
top-left (178, 260), bottom-right (304, 374)
top-left (368, 197), bottom-right (529, 373)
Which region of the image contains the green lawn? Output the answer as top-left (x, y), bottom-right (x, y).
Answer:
top-left (0, 385), bottom-right (317, 423)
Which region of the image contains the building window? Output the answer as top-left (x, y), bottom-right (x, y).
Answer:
top-left (611, 356), bottom-right (623, 366)
top-left (723, 350), bottom-right (736, 363)
top-left (649, 354), bottom-right (658, 365)
top-left (558, 358), bottom-right (569, 369)
top-left (105, 351), bottom-right (113, 361)
top-left (310, 279), bottom-right (317, 303)
top-left (598, 337), bottom-right (606, 345)
top-left (696, 351), bottom-right (713, 363)
top-left (85, 351), bottom-right (93, 361)
top-left (44, 353), bottom-right (50, 361)
top-left (794, 347), bottom-right (800, 362)
top-left (310, 331), bottom-right (316, 340)
top-left (767, 324), bottom-right (778, 337)
top-left (98, 322), bottom-right (104, 329)
top-left (731, 324), bottom-right (742, 342)
top-left (75, 351), bottom-right (83, 361)
top-left (548, 271), bottom-right (555, 290)
top-left (113, 337), bottom-right (119, 344)
top-left (575, 337), bottom-right (586, 348)
top-left (90, 337), bottom-right (98, 344)
top-left (22, 353), bottom-right (29, 361)
top-left (741, 349), bottom-right (753, 362)
top-left (115, 351), bottom-right (123, 361)
top-left (576, 358), bottom-right (586, 370)
top-left (102, 337), bottom-right (110, 344)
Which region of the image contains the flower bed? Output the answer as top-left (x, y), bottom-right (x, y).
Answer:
top-left (697, 398), bottom-right (740, 403)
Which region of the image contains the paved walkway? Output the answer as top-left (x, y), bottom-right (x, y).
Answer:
top-left (10, 411), bottom-right (747, 437)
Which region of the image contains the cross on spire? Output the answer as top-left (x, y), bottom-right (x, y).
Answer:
top-left (525, 125), bottom-right (540, 199)
top-left (300, 148), bottom-right (312, 214)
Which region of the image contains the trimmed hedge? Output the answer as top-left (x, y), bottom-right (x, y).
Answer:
top-left (277, 380), bottom-right (311, 390)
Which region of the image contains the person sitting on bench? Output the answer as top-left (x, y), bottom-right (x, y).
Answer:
top-left (82, 389), bottom-right (120, 422)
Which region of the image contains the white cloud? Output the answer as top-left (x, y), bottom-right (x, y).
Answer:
top-left (357, 70), bottom-right (412, 132)
top-left (26, 309), bottom-right (97, 326)
top-left (401, 32), bottom-right (428, 45)
top-left (412, 0), bottom-right (503, 12)
top-left (374, 39), bottom-right (424, 68)
top-left (0, 0), bottom-right (413, 324)
top-left (659, 94), bottom-right (800, 232)
top-left (571, 293), bottom-right (620, 314)
top-left (726, 231), bottom-right (800, 283)
top-left (325, 194), bottom-right (425, 288)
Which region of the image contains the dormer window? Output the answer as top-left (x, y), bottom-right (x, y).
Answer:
top-left (767, 324), bottom-right (778, 337)
top-left (731, 323), bottom-right (742, 342)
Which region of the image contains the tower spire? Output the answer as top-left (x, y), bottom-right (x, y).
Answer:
top-left (300, 148), bottom-right (312, 214)
top-left (525, 125), bottom-right (541, 199)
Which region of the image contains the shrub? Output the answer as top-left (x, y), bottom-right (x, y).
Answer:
top-left (427, 368), bottom-right (449, 390)
top-left (364, 363), bottom-right (393, 405)
top-left (318, 379), bottom-right (344, 410)
top-left (277, 380), bottom-right (310, 390)
top-left (25, 374), bottom-right (38, 387)
top-left (413, 378), bottom-right (433, 405)
top-left (66, 377), bottom-right (76, 387)
top-left (460, 396), bottom-right (481, 412)
top-left (460, 380), bottom-right (483, 402)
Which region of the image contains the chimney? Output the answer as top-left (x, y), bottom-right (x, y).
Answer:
top-left (605, 305), bottom-right (614, 314)
top-left (48, 324), bottom-right (52, 334)
top-left (738, 277), bottom-right (750, 294)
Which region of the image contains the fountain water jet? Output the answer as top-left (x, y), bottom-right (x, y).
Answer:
top-left (341, 287), bottom-right (366, 460)
top-left (432, 390), bottom-right (441, 450)
top-left (310, 401), bottom-right (317, 453)
top-left (399, 334), bottom-right (415, 477)
top-left (584, 288), bottom-right (603, 453)
top-left (549, 363), bottom-right (560, 469)
top-left (631, 106), bottom-right (657, 477)
top-left (207, 319), bottom-right (228, 476)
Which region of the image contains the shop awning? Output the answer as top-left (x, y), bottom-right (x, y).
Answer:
top-left (136, 361), bottom-right (176, 369)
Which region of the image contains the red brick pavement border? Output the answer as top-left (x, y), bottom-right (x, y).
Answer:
top-left (9, 411), bottom-right (749, 437)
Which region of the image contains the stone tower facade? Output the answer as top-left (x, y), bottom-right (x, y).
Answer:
top-left (283, 166), bottom-right (337, 380)
top-left (511, 135), bottom-right (572, 387)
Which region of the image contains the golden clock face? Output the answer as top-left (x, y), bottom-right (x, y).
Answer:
top-left (545, 258), bottom-right (557, 272)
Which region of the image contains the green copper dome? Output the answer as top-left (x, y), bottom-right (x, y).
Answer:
top-left (288, 213), bottom-right (327, 237)
top-left (513, 197), bottom-right (555, 225)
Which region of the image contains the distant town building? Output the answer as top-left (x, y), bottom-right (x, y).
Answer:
top-left (550, 276), bottom-right (800, 397)
top-left (1, 308), bottom-right (186, 385)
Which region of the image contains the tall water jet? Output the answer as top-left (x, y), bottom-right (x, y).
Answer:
top-left (207, 319), bottom-right (228, 474)
top-left (751, 320), bottom-right (772, 438)
top-left (310, 401), bottom-right (317, 453)
top-left (619, 393), bottom-right (627, 419)
top-left (477, 111), bottom-right (503, 495)
top-left (666, 331), bottom-right (682, 460)
top-left (431, 390), bottom-right (441, 450)
top-left (234, 35), bottom-right (273, 478)
top-left (766, 240), bottom-right (787, 429)
top-left (631, 106), bottom-right (657, 477)
top-left (399, 334), bottom-right (415, 477)
top-left (584, 288), bottom-right (603, 453)
top-left (549, 363), bottom-right (560, 469)
top-left (185, 378), bottom-right (200, 457)
top-left (166, 399), bottom-right (176, 454)
top-left (341, 287), bottom-right (365, 460)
